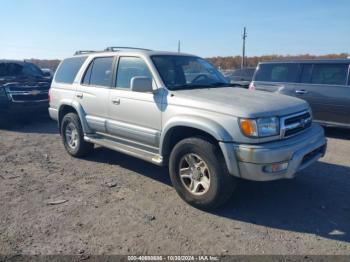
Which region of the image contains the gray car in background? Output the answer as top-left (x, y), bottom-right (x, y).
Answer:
top-left (250, 60), bottom-right (350, 128)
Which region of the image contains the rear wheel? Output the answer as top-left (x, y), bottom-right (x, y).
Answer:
top-left (169, 137), bottom-right (237, 210)
top-left (61, 113), bottom-right (94, 157)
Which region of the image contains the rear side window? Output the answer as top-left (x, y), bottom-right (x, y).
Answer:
top-left (83, 57), bottom-right (114, 87)
top-left (311, 64), bottom-right (348, 85)
top-left (54, 57), bottom-right (87, 84)
top-left (300, 64), bottom-right (313, 83)
top-left (255, 63), bottom-right (299, 83)
top-left (116, 57), bottom-right (152, 89)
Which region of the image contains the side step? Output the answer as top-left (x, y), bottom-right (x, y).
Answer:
top-left (84, 135), bottom-right (164, 166)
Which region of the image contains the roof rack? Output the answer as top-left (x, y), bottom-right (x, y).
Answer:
top-left (104, 46), bottom-right (152, 52)
top-left (74, 47), bottom-right (152, 56)
top-left (74, 50), bottom-right (98, 55)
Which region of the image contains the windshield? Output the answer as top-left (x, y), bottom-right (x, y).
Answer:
top-left (0, 62), bottom-right (44, 78)
top-left (151, 55), bottom-right (229, 90)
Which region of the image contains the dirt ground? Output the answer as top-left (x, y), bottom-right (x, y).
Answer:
top-left (0, 115), bottom-right (349, 256)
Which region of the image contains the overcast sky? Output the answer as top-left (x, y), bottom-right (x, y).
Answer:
top-left (0, 0), bottom-right (349, 59)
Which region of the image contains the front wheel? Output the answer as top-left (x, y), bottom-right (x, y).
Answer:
top-left (61, 113), bottom-right (94, 157)
top-left (169, 137), bottom-right (237, 210)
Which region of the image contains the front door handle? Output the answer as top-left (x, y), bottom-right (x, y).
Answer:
top-left (111, 98), bottom-right (120, 105)
top-left (295, 89), bottom-right (308, 95)
top-left (76, 92), bottom-right (83, 98)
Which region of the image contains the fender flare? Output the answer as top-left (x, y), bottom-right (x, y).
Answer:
top-left (160, 115), bottom-right (232, 154)
top-left (58, 99), bottom-right (92, 134)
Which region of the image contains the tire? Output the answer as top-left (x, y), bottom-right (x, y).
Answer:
top-left (60, 113), bottom-right (94, 157)
top-left (169, 137), bottom-right (237, 210)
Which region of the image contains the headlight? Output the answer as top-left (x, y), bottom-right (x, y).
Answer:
top-left (239, 117), bottom-right (279, 137)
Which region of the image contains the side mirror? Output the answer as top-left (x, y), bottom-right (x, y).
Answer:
top-left (130, 76), bottom-right (153, 93)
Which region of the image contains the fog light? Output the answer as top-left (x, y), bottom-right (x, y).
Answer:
top-left (263, 162), bottom-right (289, 173)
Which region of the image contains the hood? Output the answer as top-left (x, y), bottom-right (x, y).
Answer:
top-left (168, 86), bottom-right (309, 118)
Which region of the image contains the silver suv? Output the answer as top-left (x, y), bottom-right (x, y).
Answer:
top-left (49, 47), bottom-right (327, 209)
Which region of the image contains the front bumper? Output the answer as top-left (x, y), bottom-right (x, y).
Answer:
top-left (220, 124), bottom-right (327, 181)
top-left (0, 99), bottom-right (49, 115)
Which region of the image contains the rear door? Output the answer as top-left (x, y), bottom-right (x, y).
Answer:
top-left (295, 63), bottom-right (350, 125)
top-left (76, 56), bottom-right (115, 133)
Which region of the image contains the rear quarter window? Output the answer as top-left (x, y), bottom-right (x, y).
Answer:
top-left (311, 63), bottom-right (348, 85)
top-left (54, 56), bottom-right (87, 84)
top-left (255, 63), bottom-right (299, 83)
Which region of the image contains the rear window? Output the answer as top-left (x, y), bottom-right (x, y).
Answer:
top-left (54, 56), bottom-right (87, 84)
top-left (255, 63), bottom-right (299, 83)
top-left (311, 64), bottom-right (348, 85)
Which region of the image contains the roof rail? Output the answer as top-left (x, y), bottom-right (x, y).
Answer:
top-left (74, 50), bottom-right (98, 55)
top-left (104, 46), bottom-right (152, 52)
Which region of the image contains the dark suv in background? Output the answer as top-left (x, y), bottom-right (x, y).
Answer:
top-left (250, 60), bottom-right (350, 128)
top-left (0, 60), bottom-right (51, 118)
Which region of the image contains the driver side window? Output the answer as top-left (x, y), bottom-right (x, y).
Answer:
top-left (116, 57), bottom-right (152, 89)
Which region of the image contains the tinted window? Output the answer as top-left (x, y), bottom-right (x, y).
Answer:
top-left (116, 57), bottom-right (152, 89)
top-left (55, 57), bottom-right (87, 84)
top-left (82, 61), bottom-right (93, 85)
top-left (311, 64), bottom-right (348, 85)
top-left (300, 64), bottom-right (312, 83)
top-left (255, 63), bottom-right (299, 83)
top-left (88, 57), bottom-right (114, 87)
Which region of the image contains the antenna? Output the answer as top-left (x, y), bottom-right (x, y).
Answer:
top-left (241, 27), bottom-right (247, 69)
top-left (178, 40), bottom-right (181, 53)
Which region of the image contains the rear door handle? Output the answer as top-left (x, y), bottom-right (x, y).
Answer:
top-left (111, 98), bottom-right (120, 105)
top-left (76, 92), bottom-right (83, 98)
top-left (295, 89), bottom-right (308, 95)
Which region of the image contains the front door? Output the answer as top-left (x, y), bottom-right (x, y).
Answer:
top-left (107, 56), bottom-right (162, 149)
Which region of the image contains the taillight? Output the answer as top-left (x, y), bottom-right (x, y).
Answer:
top-left (249, 82), bottom-right (256, 90)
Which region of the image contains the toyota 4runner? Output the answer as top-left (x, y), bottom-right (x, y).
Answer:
top-left (49, 47), bottom-right (327, 209)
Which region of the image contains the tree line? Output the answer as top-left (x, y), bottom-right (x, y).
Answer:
top-left (207, 53), bottom-right (349, 70)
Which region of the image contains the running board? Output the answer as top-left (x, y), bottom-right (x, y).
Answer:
top-left (84, 135), bottom-right (164, 166)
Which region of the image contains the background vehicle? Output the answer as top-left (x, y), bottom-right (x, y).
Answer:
top-left (0, 60), bottom-right (51, 117)
top-left (250, 60), bottom-right (350, 128)
top-left (49, 47), bottom-right (326, 209)
top-left (226, 67), bottom-right (255, 88)
top-left (41, 68), bottom-right (54, 79)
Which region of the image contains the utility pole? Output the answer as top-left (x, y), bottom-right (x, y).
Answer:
top-left (241, 27), bottom-right (247, 69)
top-left (178, 40), bottom-right (181, 53)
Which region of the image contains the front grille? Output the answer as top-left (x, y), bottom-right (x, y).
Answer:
top-left (282, 111), bottom-right (312, 138)
top-left (11, 93), bottom-right (48, 102)
top-left (7, 82), bottom-right (50, 92)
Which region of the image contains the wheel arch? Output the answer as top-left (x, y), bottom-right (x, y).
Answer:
top-left (160, 116), bottom-right (231, 157)
top-left (160, 116), bottom-right (240, 177)
top-left (58, 100), bottom-right (92, 134)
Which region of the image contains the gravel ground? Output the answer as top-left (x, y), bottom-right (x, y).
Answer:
top-left (0, 116), bottom-right (349, 256)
